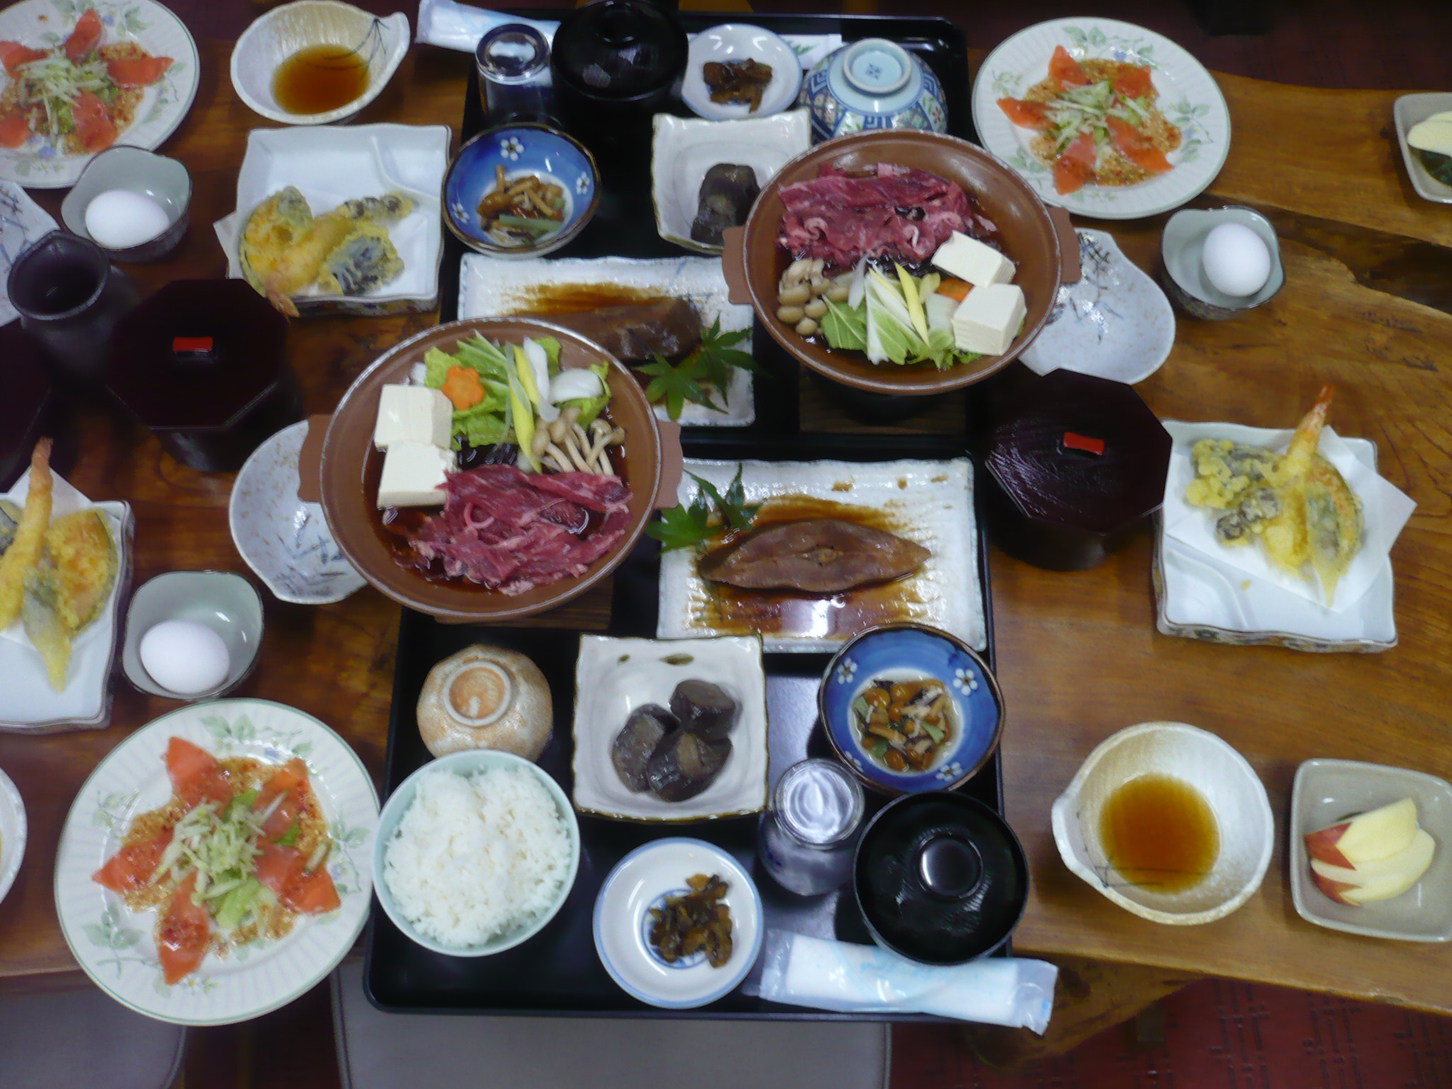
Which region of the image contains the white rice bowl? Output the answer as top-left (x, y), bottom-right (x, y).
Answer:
top-left (376, 752), bottom-right (579, 954)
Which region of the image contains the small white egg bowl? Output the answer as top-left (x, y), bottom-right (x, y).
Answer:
top-left (1159, 206), bottom-right (1284, 321)
top-left (1051, 721), bottom-right (1274, 925)
top-left (230, 0), bottom-right (409, 126)
top-left (60, 146), bottom-right (191, 262)
top-left (121, 571), bottom-right (264, 701)
top-left (594, 837), bottom-right (762, 1009)
top-left (0, 767), bottom-right (26, 907)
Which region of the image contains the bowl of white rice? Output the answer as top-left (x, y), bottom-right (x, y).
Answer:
top-left (372, 750), bottom-right (580, 956)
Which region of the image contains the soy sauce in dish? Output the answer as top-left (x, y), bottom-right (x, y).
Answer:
top-left (1099, 774), bottom-right (1219, 893)
top-left (272, 44), bottom-right (370, 115)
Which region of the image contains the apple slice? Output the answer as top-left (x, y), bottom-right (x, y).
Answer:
top-left (1304, 797), bottom-right (1419, 868)
top-left (1310, 869), bottom-right (1361, 906)
top-left (1309, 828), bottom-right (1435, 887)
top-left (1341, 861), bottom-right (1429, 905)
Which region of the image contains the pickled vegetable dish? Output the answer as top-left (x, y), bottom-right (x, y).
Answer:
top-left (851, 677), bottom-right (955, 772)
top-left (92, 737), bottom-right (340, 984)
top-left (649, 872), bottom-right (733, 968)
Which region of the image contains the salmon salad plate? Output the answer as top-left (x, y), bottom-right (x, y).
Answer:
top-left (971, 18), bottom-right (1230, 219)
top-left (0, 0), bottom-right (198, 187)
top-left (54, 700), bottom-right (378, 1025)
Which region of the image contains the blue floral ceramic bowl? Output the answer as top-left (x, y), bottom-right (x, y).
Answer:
top-left (800, 38), bottom-right (948, 141)
top-left (820, 623), bottom-right (1004, 795)
top-left (444, 122), bottom-right (599, 258)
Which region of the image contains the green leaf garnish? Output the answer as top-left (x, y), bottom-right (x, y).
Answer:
top-left (645, 466), bottom-right (761, 551)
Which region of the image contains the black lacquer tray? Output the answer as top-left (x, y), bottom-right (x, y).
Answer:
top-left (366, 12), bottom-right (1003, 1016)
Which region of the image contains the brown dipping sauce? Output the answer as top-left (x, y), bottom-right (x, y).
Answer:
top-left (694, 496), bottom-right (928, 640)
top-left (272, 44), bottom-right (370, 115)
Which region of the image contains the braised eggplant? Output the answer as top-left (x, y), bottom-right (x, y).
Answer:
top-left (669, 679), bottom-right (739, 741)
top-left (610, 703), bottom-right (677, 792)
top-left (646, 728), bottom-right (733, 801)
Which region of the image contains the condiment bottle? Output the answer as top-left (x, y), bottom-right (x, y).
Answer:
top-left (757, 758), bottom-right (865, 896)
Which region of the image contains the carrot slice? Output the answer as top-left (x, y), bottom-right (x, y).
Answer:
top-left (166, 736), bottom-right (232, 810)
top-left (1106, 115), bottom-right (1173, 173)
top-left (64, 8), bottom-right (103, 63)
top-left (0, 42), bottom-right (47, 78)
top-left (157, 871), bottom-right (210, 984)
top-left (1112, 65), bottom-right (1154, 100)
top-left (106, 54), bottom-right (173, 86)
top-left (0, 110), bottom-right (31, 149)
top-left (71, 89), bottom-right (117, 154)
top-left (996, 96), bottom-right (1051, 130)
top-left (93, 830), bottom-right (173, 893)
top-left (935, 278), bottom-right (973, 302)
top-left (1048, 44), bottom-right (1089, 89)
top-left (1053, 131), bottom-right (1098, 195)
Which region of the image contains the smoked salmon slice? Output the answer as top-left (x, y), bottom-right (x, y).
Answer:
top-left (1111, 65), bottom-right (1154, 100)
top-left (0, 41), bottom-right (47, 77)
top-left (166, 736), bottom-right (233, 810)
top-left (157, 871), bottom-right (210, 984)
top-left (63, 8), bottom-right (103, 62)
top-left (1048, 44), bottom-right (1089, 89)
top-left (1053, 130), bottom-right (1098, 194)
top-left (254, 757), bottom-right (308, 840)
top-left (0, 110), bottom-right (31, 149)
top-left (93, 830), bottom-right (173, 893)
top-left (1106, 115), bottom-right (1172, 173)
top-left (105, 53), bottom-right (172, 86)
top-left (254, 841), bottom-right (340, 914)
top-left (71, 88), bottom-right (117, 153)
top-left (996, 97), bottom-right (1051, 130)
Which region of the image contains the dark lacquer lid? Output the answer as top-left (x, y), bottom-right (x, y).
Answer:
top-left (106, 280), bottom-right (289, 430)
top-left (980, 369), bottom-right (1170, 569)
top-left (550, 0), bottom-right (687, 101)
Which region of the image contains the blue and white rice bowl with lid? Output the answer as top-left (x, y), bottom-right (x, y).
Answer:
top-left (800, 37), bottom-right (948, 141)
top-left (820, 622), bottom-right (1004, 795)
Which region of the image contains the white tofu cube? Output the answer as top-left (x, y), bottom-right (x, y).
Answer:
top-left (951, 283), bottom-right (1026, 356)
top-left (373, 385), bottom-right (453, 451)
top-left (376, 441), bottom-right (456, 508)
top-left (932, 231), bottom-right (1016, 287)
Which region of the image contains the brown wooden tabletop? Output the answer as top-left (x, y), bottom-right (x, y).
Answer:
top-left (2, 28), bottom-right (1450, 1028)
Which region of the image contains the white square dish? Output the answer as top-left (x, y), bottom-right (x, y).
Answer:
top-left (1154, 419), bottom-right (1408, 652)
top-left (1393, 93), bottom-right (1452, 205)
top-left (215, 123), bottom-right (449, 315)
top-left (458, 253), bottom-right (756, 426)
top-left (658, 457), bottom-right (984, 653)
top-left (1289, 758), bottom-right (1452, 942)
top-left (572, 634), bottom-right (769, 822)
top-left (0, 471), bottom-right (132, 732)
top-left (650, 110), bottom-right (810, 255)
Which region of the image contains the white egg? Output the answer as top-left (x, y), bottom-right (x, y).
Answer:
top-left (84, 189), bottom-right (172, 251)
top-left (1200, 221), bottom-right (1272, 298)
top-left (139, 619), bottom-right (231, 696)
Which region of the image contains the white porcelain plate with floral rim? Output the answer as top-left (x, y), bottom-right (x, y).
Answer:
top-left (971, 18), bottom-right (1230, 219)
top-left (54, 699), bottom-right (378, 1025)
top-left (0, 0), bottom-right (200, 188)
top-left (458, 253), bottom-right (756, 427)
top-left (1019, 228), bottom-right (1175, 384)
top-left (657, 458), bottom-right (984, 653)
top-left (571, 634), bottom-right (769, 822)
top-left (1154, 420), bottom-right (1414, 653)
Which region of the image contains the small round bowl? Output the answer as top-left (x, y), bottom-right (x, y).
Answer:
top-left (318, 317), bottom-right (664, 624)
top-left (60, 146), bottom-right (191, 262)
top-left (800, 38), bottom-right (948, 141)
top-left (680, 23), bottom-right (803, 121)
top-left (1051, 721), bottom-right (1274, 925)
top-left (593, 837), bottom-right (763, 1008)
top-left (853, 790), bottom-right (1028, 964)
top-left (0, 766), bottom-right (26, 907)
top-left (230, 0), bottom-right (409, 126)
top-left (733, 129), bottom-right (1068, 397)
top-left (373, 750), bottom-right (579, 957)
top-left (1159, 206), bottom-right (1284, 320)
top-left (121, 571), bottom-right (264, 700)
top-left (229, 420), bottom-right (366, 605)
top-left (444, 124), bottom-right (599, 259)
top-left (820, 623), bottom-right (1004, 795)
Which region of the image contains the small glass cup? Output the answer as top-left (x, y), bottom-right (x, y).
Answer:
top-left (475, 23), bottom-right (553, 125)
top-left (757, 758), bottom-right (865, 897)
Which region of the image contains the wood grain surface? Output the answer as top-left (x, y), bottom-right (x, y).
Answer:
top-left (2, 39), bottom-right (1450, 1026)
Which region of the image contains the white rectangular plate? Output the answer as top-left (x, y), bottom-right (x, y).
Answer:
top-left (459, 253), bottom-right (755, 426)
top-left (658, 457), bottom-right (984, 653)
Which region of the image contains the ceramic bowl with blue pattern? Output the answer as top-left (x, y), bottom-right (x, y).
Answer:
top-left (800, 37), bottom-right (948, 142)
top-left (444, 123), bottom-right (599, 258)
top-left (820, 623), bottom-right (1003, 795)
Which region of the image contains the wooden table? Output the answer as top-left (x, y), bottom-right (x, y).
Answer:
top-left (3, 24), bottom-right (1450, 1042)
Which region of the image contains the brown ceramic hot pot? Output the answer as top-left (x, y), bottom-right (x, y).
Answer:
top-left (319, 317), bottom-right (670, 623)
top-left (725, 130), bottom-right (1078, 397)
